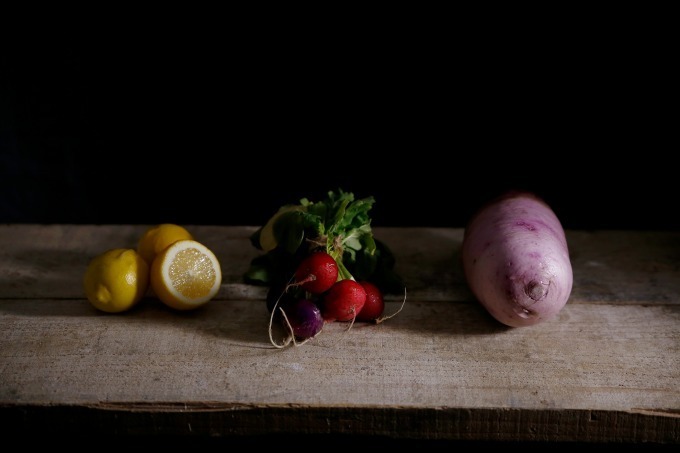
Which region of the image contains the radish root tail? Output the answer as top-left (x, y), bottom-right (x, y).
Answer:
top-left (285, 274), bottom-right (316, 293)
top-left (376, 286), bottom-right (407, 324)
top-left (268, 276), bottom-right (295, 349)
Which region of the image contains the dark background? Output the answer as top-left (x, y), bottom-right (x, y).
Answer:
top-left (1, 32), bottom-right (676, 231)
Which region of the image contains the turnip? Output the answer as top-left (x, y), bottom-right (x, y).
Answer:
top-left (321, 279), bottom-right (367, 322)
top-left (461, 191), bottom-right (573, 327)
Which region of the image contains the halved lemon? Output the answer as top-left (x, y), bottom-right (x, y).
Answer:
top-left (150, 239), bottom-right (222, 310)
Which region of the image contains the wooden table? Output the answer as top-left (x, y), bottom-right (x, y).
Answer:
top-left (0, 225), bottom-right (678, 444)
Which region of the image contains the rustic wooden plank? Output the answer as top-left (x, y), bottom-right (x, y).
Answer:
top-left (1, 224), bottom-right (679, 442)
top-left (0, 300), bottom-right (680, 443)
top-left (568, 230), bottom-right (680, 303)
top-left (0, 298), bottom-right (677, 443)
top-left (1, 225), bottom-right (679, 304)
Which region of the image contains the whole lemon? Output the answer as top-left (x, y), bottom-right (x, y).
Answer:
top-left (83, 248), bottom-right (149, 313)
top-left (137, 224), bottom-right (193, 265)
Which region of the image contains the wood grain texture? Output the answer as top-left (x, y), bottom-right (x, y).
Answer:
top-left (1, 225), bottom-right (679, 303)
top-left (1, 299), bottom-right (678, 410)
top-left (0, 225), bottom-right (678, 443)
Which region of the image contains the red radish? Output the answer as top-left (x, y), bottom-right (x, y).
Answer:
top-left (461, 191), bottom-right (573, 327)
top-left (356, 281), bottom-right (384, 322)
top-left (292, 251), bottom-right (338, 294)
top-left (321, 279), bottom-right (367, 322)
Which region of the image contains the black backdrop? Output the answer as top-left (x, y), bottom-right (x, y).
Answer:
top-left (1, 39), bottom-right (676, 231)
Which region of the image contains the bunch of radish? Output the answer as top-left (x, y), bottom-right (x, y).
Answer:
top-left (245, 190), bottom-right (406, 347)
top-left (267, 250), bottom-right (391, 346)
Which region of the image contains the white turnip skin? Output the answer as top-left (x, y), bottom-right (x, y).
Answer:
top-left (461, 191), bottom-right (573, 327)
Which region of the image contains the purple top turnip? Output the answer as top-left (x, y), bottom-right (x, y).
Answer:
top-left (461, 191), bottom-right (573, 327)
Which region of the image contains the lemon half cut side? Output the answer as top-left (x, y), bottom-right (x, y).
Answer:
top-left (150, 239), bottom-right (222, 311)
